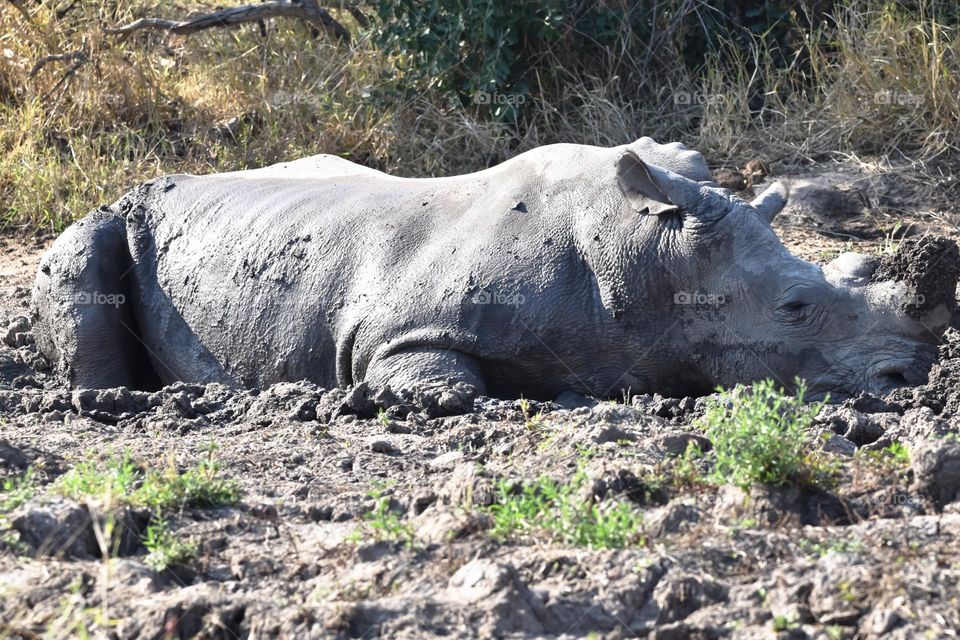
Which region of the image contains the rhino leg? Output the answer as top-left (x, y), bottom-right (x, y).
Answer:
top-left (362, 347), bottom-right (487, 395)
top-left (32, 210), bottom-right (161, 390)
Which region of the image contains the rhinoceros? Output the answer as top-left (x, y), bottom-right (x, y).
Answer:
top-left (31, 138), bottom-right (956, 400)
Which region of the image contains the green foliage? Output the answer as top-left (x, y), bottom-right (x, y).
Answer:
top-left (859, 441), bottom-right (911, 471)
top-left (353, 483), bottom-right (415, 546)
top-left (486, 467), bottom-right (643, 549)
top-left (372, 0), bottom-right (632, 118)
top-left (0, 467), bottom-right (36, 513)
top-left (56, 450), bottom-right (240, 513)
top-left (52, 449), bottom-right (237, 571)
top-left (699, 379), bottom-right (828, 489)
top-left (800, 536), bottom-right (864, 558)
top-left (143, 519), bottom-right (198, 572)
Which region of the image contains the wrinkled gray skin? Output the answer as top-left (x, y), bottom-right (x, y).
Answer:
top-left (32, 138), bottom-right (951, 400)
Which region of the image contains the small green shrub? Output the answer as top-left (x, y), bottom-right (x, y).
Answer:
top-left (364, 491), bottom-right (415, 545)
top-left (698, 379), bottom-right (828, 489)
top-left (486, 467), bottom-right (643, 549)
top-left (0, 467), bottom-right (36, 513)
top-left (56, 450), bottom-right (240, 513)
top-left (143, 519), bottom-right (198, 572)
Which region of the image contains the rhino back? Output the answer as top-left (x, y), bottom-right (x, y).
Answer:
top-left (123, 147), bottom-right (620, 390)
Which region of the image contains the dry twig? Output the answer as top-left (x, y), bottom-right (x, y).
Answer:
top-left (104, 0), bottom-right (351, 44)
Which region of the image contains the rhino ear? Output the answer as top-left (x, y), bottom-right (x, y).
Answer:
top-left (616, 151), bottom-right (699, 215)
top-left (750, 181), bottom-right (788, 224)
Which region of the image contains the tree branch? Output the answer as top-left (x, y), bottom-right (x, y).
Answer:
top-left (104, 0), bottom-right (351, 44)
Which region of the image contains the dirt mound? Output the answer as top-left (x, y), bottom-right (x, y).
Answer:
top-left (873, 235), bottom-right (960, 318)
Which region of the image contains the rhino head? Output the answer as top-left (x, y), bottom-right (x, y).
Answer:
top-left (612, 148), bottom-right (959, 400)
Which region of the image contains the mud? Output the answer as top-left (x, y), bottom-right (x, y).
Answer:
top-left (2, 168), bottom-right (960, 639)
top-left (873, 236), bottom-right (960, 318)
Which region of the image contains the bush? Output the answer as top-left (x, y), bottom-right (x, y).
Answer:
top-left (698, 379), bottom-right (828, 489)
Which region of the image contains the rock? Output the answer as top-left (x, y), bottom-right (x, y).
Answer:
top-left (10, 499), bottom-right (147, 559)
top-left (896, 407), bottom-right (949, 442)
top-left (0, 439), bottom-right (29, 470)
top-left (2, 315), bottom-right (33, 348)
top-left (649, 622), bottom-right (724, 640)
top-left (369, 439), bottom-right (399, 455)
top-left (713, 484), bottom-right (803, 528)
top-left (872, 236), bottom-right (960, 320)
top-left (910, 438), bottom-right (960, 507)
top-left (587, 424), bottom-right (635, 444)
top-left (655, 430), bottom-right (711, 456)
top-left (807, 552), bottom-right (869, 623)
top-left (860, 597), bottom-right (907, 636)
top-left (554, 391), bottom-right (597, 410)
top-left (850, 392), bottom-right (903, 414)
top-left (415, 507), bottom-right (490, 544)
top-left (445, 559), bottom-right (546, 635)
top-left (817, 407), bottom-right (884, 446)
top-left (438, 462), bottom-right (494, 507)
top-left (11, 498), bottom-right (99, 559)
top-left (647, 571), bottom-right (728, 624)
top-left (588, 467), bottom-right (667, 505)
top-left (307, 505), bottom-right (333, 522)
top-left (413, 382), bottom-right (477, 418)
top-left (645, 501), bottom-right (702, 537)
top-left (588, 402), bottom-right (644, 424)
top-left (821, 433), bottom-right (858, 456)
top-left (409, 490), bottom-right (437, 514)
top-left (247, 381), bottom-right (324, 422)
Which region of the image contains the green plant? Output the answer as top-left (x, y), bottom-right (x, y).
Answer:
top-left (772, 613), bottom-right (798, 632)
top-left (143, 519), bottom-right (198, 572)
top-left (800, 536), bottom-right (864, 558)
top-left (519, 396), bottom-right (544, 431)
top-left (53, 449), bottom-right (238, 573)
top-left (0, 467), bottom-right (35, 513)
top-left (486, 466), bottom-right (643, 549)
top-left (56, 450), bottom-right (240, 513)
top-left (353, 483), bottom-right (415, 546)
top-left (698, 379), bottom-right (829, 489)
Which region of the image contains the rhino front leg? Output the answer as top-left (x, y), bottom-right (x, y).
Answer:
top-left (362, 347), bottom-right (487, 395)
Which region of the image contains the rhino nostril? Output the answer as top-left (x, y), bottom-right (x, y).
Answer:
top-left (876, 370), bottom-right (908, 389)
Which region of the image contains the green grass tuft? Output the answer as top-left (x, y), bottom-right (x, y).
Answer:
top-left (486, 466), bottom-right (644, 549)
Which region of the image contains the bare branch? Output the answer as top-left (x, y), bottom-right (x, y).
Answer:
top-left (104, 0), bottom-right (350, 44)
top-left (346, 6), bottom-right (369, 29)
top-left (30, 50), bottom-right (88, 78)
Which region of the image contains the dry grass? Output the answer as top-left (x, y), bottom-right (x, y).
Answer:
top-left (0, 0), bottom-right (958, 234)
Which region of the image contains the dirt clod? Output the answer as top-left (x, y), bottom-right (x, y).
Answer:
top-left (872, 235), bottom-right (960, 318)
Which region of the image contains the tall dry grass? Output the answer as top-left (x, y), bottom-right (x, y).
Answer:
top-left (0, 0), bottom-right (958, 234)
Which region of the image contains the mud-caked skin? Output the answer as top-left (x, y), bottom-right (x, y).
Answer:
top-left (32, 138), bottom-right (957, 400)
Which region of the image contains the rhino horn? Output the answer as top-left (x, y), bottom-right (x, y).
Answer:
top-left (616, 151), bottom-right (699, 215)
top-left (750, 181), bottom-right (788, 223)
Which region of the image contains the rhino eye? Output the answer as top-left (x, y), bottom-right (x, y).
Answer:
top-left (777, 300), bottom-right (813, 322)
